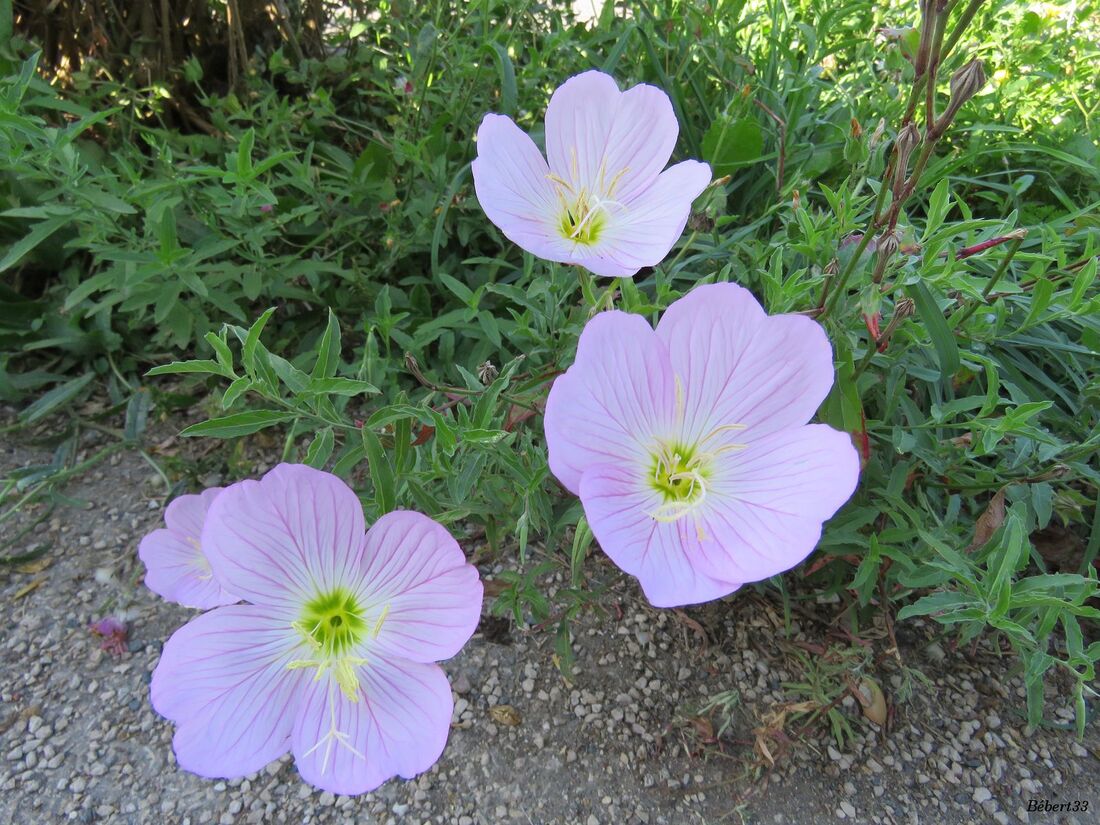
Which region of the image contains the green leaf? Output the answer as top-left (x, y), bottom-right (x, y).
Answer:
top-left (236, 128), bottom-right (255, 180)
top-left (303, 427), bottom-right (335, 468)
top-left (312, 310), bottom-right (342, 380)
top-left (147, 360), bottom-right (227, 377)
top-left (332, 442), bottom-right (366, 477)
top-left (268, 353), bottom-right (309, 393)
top-left (242, 308), bottom-right (276, 372)
top-left (485, 42), bottom-right (517, 117)
top-left (908, 281), bottom-right (960, 380)
top-left (204, 332), bottom-right (235, 373)
top-left (362, 427), bottom-right (396, 514)
top-left (702, 116), bottom-right (764, 176)
top-left (897, 590), bottom-right (978, 620)
top-left (180, 410), bottom-right (295, 439)
top-left (0, 216), bottom-right (69, 273)
top-left (124, 388), bottom-right (151, 442)
top-left (19, 372), bottom-right (94, 424)
top-left (923, 179), bottom-right (952, 238)
top-left (570, 516), bottom-right (593, 588)
top-left (305, 377), bottom-right (380, 397)
top-left (221, 376), bottom-right (253, 409)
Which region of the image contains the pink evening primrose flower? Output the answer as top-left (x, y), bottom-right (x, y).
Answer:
top-left (472, 70), bottom-right (712, 278)
top-left (138, 488), bottom-right (240, 610)
top-left (543, 283), bottom-right (860, 608)
top-left (149, 464), bottom-right (483, 795)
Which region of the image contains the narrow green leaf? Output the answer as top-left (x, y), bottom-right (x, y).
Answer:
top-left (485, 42), bottom-right (517, 116)
top-left (908, 281), bottom-right (960, 380)
top-left (0, 216), bottom-right (69, 273)
top-left (124, 388), bottom-right (151, 442)
top-left (570, 516), bottom-right (593, 587)
top-left (312, 310), bottom-right (342, 380)
top-left (147, 360), bottom-right (226, 377)
top-left (243, 308), bottom-right (276, 372)
top-left (19, 372), bottom-right (94, 424)
top-left (362, 427), bottom-right (396, 514)
top-left (180, 410), bottom-right (295, 438)
top-left (306, 377), bottom-right (380, 397)
top-left (304, 427), bottom-right (335, 468)
top-left (236, 128), bottom-right (256, 180)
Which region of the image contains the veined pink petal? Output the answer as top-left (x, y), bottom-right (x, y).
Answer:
top-left (579, 463), bottom-right (741, 607)
top-left (201, 464), bottom-right (366, 610)
top-left (163, 487), bottom-right (220, 537)
top-left (654, 283), bottom-right (836, 445)
top-left (291, 659), bottom-right (453, 795)
top-left (581, 159), bottom-right (711, 274)
top-left (544, 311), bottom-right (678, 495)
top-left (139, 488), bottom-right (239, 609)
top-left (598, 83), bottom-right (680, 202)
top-left (472, 113), bottom-right (566, 260)
top-left (150, 605), bottom-right (305, 779)
top-left (692, 424), bottom-right (860, 584)
top-left (544, 70), bottom-right (621, 188)
top-left (354, 510), bottom-right (482, 663)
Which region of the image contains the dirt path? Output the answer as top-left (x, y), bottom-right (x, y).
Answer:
top-left (1, 414), bottom-right (1097, 825)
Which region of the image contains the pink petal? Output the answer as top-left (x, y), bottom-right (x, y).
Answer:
top-left (472, 113), bottom-right (566, 260)
top-left (201, 464), bottom-right (366, 610)
top-left (597, 82), bottom-right (680, 202)
top-left (544, 311), bottom-right (678, 495)
top-left (291, 659), bottom-right (453, 795)
top-left (579, 463), bottom-right (740, 607)
top-left (654, 283), bottom-right (836, 445)
top-left (150, 605), bottom-right (305, 779)
top-left (544, 70), bottom-right (622, 189)
top-left (692, 424), bottom-right (860, 583)
top-left (354, 511), bottom-right (482, 663)
top-left (139, 488), bottom-right (239, 609)
top-left (581, 159), bottom-right (711, 274)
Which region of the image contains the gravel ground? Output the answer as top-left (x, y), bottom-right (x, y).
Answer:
top-left (2, 414), bottom-right (1098, 825)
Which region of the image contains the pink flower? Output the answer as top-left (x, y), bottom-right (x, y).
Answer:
top-left (149, 464), bottom-right (482, 795)
top-left (90, 616), bottom-right (128, 657)
top-left (544, 283), bottom-right (860, 607)
top-left (138, 488), bottom-right (239, 610)
top-left (472, 70), bottom-right (711, 278)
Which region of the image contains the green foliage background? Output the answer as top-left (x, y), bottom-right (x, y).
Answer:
top-left (2, 0), bottom-right (1098, 733)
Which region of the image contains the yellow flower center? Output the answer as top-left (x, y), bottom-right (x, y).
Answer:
top-left (646, 378), bottom-right (749, 524)
top-left (547, 149), bottom-right (630, 246)
top-left (287, 588), bottom-right (388, 702)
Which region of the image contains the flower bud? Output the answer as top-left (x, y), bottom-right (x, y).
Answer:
top-left (894, 123), bottom-right (921, 166)
top-left (894, 296), bottom-right (916, 320)
top-left (878, 297), bottom-right (916, 351)
top-left (949, 60), bottom-right (986, 109)
top-left (892, 123), bottom-right (922, 194)
top-left (877, 230), bottom-right (900, 261)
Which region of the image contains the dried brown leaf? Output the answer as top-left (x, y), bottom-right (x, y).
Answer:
top-left (488, 704), bottom-right (521, 726)
top-left (967, 488), bottom-right (1006, 551)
